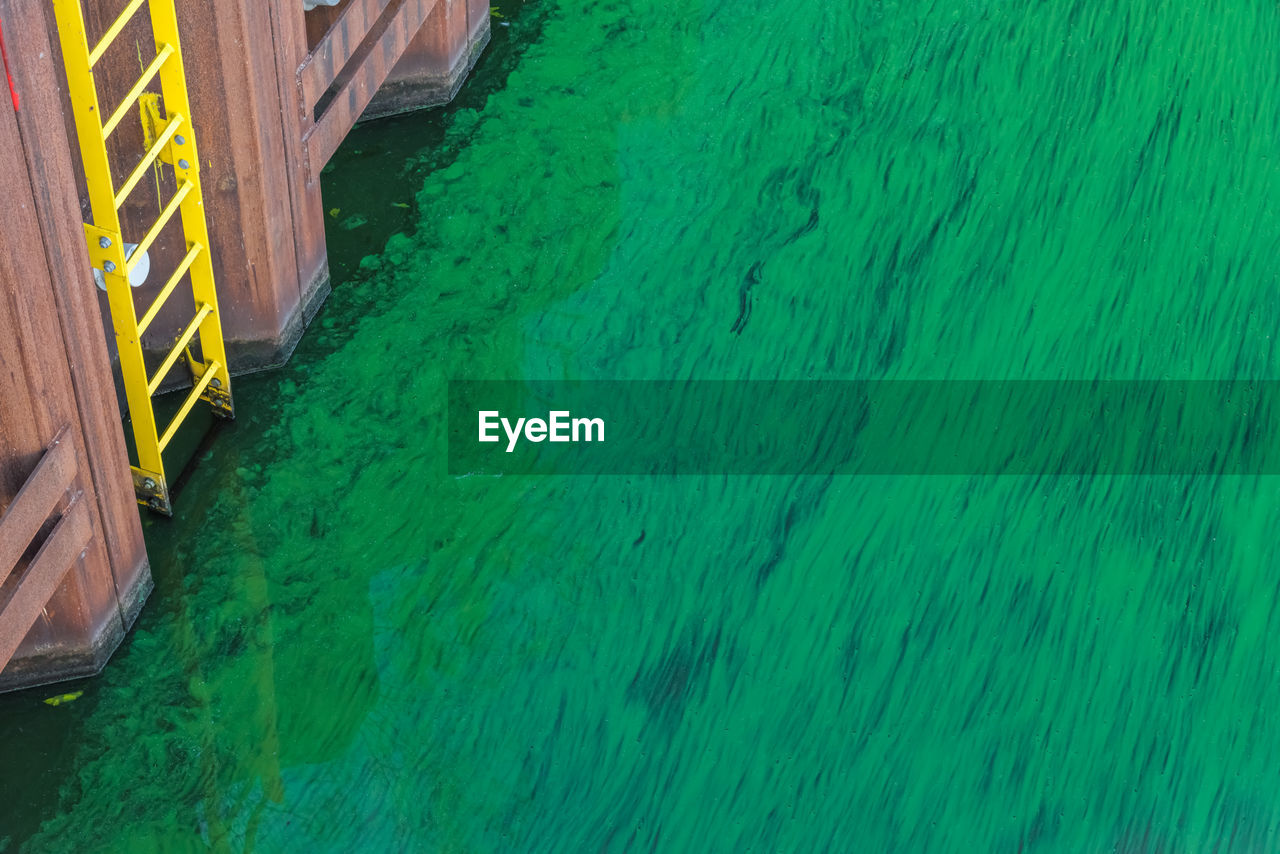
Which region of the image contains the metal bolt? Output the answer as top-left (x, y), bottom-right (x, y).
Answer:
top-left (98, 236), bottom-right (112, 249)
top-left (178, 159), bottom-right (190, 169)
top-left (174, 135), bottom-right (186, 145)
top-left (210, 378), bottom-right (221, 388)
top-left (103, 261), bottom-right (116, 273)
top-left (142, 478), bottom-right (156, 490)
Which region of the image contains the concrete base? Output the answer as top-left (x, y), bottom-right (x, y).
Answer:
top-left (361, 18), bottom-right (490, 121)
top-left (0, 558), bottom-right (153, 694)
top-left (116, 557), bottom-right (154, 633)
top-left (220, 262), bottom-right (333, 377)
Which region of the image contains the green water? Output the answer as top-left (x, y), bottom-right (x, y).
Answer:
top-left (7, 0), bottom-right (1280, 850)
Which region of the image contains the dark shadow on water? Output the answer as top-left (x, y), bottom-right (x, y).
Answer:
top-left (0, 678), bottom-right (97, 851)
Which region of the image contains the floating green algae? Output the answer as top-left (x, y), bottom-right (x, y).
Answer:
top-left (6, 0), bottom-right (1280, 851)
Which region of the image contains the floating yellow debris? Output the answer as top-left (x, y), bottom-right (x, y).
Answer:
top-left (328, 207), bottom-right (341, 218)
top-left (43, 691), bottom-right (83, 707)
top-left (392, 202), bottom-right (410, 209)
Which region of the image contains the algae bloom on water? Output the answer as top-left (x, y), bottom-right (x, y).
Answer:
top-left (6, 0), bottom-right (1280, 852)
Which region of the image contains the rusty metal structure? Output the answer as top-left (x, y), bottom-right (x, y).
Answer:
top-left (0, 0), bottom-right (488, 691)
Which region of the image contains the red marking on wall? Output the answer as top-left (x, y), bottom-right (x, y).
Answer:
top-left (0, 20), bottom-right (18, 111)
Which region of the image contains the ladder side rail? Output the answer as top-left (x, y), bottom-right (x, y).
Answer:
top-left (146, 0), bottom-right (233, 404)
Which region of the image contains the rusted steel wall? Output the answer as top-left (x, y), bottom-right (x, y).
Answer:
top-left (0, 0), bottom-right (150, 692)
top-left (56, 0), bottom-right (330, 378)
top-left (266, 0), bottom-right (333, 354)
top-left (47, 0), bottom-right (486, 381)
top-left (175, 0), bottom-right (332, 374)
top-left (42, 0), bottom-right (331, 380)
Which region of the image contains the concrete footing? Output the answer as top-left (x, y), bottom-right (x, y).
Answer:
top-left (364, 0), bottom-right (491, 120)
top-left (0, 560), bottom-right (152, 694)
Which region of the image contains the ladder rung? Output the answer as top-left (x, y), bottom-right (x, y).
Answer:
top-left (157, 360), bottom-right (221, 452)
top-left (147, 303), bottom-right (213, 395)
top-left (87, 0), bottom-right (149, 67)
top-left (101, 44), bottom-right (174, 139)
top-left (114, 113), bottom-right (183, 209)
top-left (130, 179), bottom-right (194, 274)
top-left (138, 242), bottom-right (202, 336)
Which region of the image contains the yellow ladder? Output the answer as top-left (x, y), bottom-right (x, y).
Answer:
top-left (51, 0), bottom-right (233, 515)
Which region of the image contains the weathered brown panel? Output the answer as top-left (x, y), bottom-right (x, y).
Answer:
top-left (0, 88), bottom-right (104, 674)
top-left (305, 1), bottom-right (348, 51)
top-left (420, 0), bottom-right (468, 75)
top-left (0, 0), bottom-right (151, 690)
top-left (0, 499), bottom-right (92, 671)
top-left (269, 0), bottom-right (330, 321)
top-left (173, 0), bottom-right (313, 366)
top-left (303, 0), bottom-right (437, 170)
top-left (299, 0), bottom-right (394, 111)
top-left (0, 431), bottom-right (76, 581)
top-left (0, 26), bottom-right (80, 498)
top-left (7, 0), bottom-right (149, 608)
top-left (465, 0), bottom-right (487, 43)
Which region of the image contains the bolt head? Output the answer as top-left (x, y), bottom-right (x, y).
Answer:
top-left (210, 377), bottom-right (221, 388)
top-left (178, 159), bottom-right (191, 170)
top-left (98, 236), bottom-right (111, 248)
top-left (142, 478), bottom-right (156, 490)
top-left (103, 261), bottom-right (116, 273)
top-left (175, 135), bottom-right (186, 145)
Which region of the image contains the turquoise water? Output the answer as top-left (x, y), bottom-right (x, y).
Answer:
top-left (7, 0), bottom-right (1280, 850)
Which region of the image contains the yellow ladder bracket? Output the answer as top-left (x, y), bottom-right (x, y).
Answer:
top-left (52, 0), bottom-right (234, 515)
